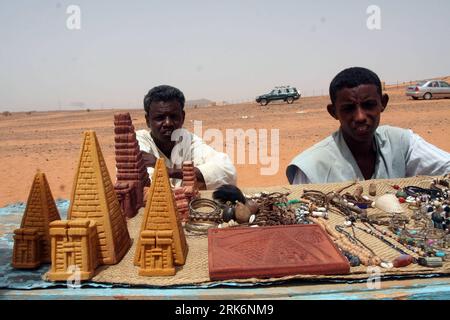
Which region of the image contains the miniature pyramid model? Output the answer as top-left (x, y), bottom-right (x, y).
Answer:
top-left (18, 170), bottom-right (61, 263)
top-left (134, 158), bottom-right (188, 268)
top-left (69, 130), bottom-right (131, 265)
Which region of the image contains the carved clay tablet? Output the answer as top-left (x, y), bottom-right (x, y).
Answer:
top-left (208, 224), bottom-right (350, 280)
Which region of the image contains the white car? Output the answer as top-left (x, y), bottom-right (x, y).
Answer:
top-left (406, 80), bottom-right (450, 100)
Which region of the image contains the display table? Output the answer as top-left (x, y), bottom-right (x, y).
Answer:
top-left (2, 176), bottom-right (450, 300)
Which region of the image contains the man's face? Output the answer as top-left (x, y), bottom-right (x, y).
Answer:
top-left (145, 99), bottom-right (185, 146)
top-left (327, 84), bottom-right (388, 144)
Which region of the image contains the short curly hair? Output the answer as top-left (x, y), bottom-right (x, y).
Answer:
top-left (143, 85), bottom-right (185, 115)
top-left (329, 67), bottom-right (382, 104)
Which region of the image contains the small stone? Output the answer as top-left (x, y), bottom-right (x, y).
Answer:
top-left (396, 190), bottom-right (407, 198)
top-left (344, 220), bottom-right (353, 227)
top-left (356, 203), bottom-right (369, 209)
top-left (219, 222), bottom-right (229, 228)
top-left (246, 199), bottom-right (259, 215)
top-left (249, 214), bottom-right (256, 224)
top-left (393, 255), bottom-right (414, 268)
top-left (432, 211), bottom-right (444, 222)
top-left (435, 251), bottom-right (446, 258)
top-left (393, 185), bottom-right (400, 190)
top-left (398, 197), bottom-right (406, 203)
top-left (349, 256), bottom-right (360, 267)
top-left (222, 206), bottom-right (235, 222)
top-left (380, 262), bottom-right (393, 269)
top-left (235, 202), bottom-right (251, 223)
top-left (312, 211), bottom-right (328, 218)
top-left (353, 185), bottom-right (363, 198)
top-left (368, 183), bottom-right (377, 196)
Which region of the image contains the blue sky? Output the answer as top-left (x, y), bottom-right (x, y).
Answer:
top-left (0, 0), bottom-right (449, 111)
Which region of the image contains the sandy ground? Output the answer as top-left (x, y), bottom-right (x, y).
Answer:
top-left (0, 88), bottom-right (449, 207)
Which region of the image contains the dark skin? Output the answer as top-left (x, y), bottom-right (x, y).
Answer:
top-left (143, 99), bottom-right (207, 189)
top-left (327, 84), bottom-right (389, 180)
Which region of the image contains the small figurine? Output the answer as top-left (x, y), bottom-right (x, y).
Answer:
top-left (12, 170), bottom-right (60, 269)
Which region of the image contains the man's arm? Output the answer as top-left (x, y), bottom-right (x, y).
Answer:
top-left (142, 151), bottom-right (207, 189)
top-left (405, 131), bottom-right (450, 176)
top-left (289, 168), bottom-right (312, 184)
top-left (191, 135), bottom-right (237, 190)
top-left (167, 167), bottom-right (207, 190)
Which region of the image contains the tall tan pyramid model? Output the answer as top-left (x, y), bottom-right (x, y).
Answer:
top-left (48, 131), bottom-right (132, 281)
top-left (134, 158), bottom-right (188, 276)
top-left (68, 130), bottom-right (131, 264)
top-left (12, 170), bottom-right (61, 268)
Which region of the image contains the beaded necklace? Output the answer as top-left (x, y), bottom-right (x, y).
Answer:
top-left (354, 223), bottom-right (417, 259)
top-left (309, 216), bottom-right (382, 267)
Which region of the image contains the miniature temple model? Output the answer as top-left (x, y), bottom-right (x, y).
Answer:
top-left (12, 171), bottom-right (61, 269)
top-left (48, 130), bottom-right (131, 281)
top-left (113, 112), bottom-right (150, 218)
top-left (48, 220), bottom-right (99, 281)
top-left (134, 158), bottom-right (188, 276)
top-left (12, 228), bottom-right (40, 269)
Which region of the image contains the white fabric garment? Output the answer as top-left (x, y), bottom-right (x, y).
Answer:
top-left (136, 129), bottom-right (237, 189)
top-left (291, 129), bottom-right (450, 184)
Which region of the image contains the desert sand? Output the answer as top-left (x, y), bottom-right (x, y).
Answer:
top-left (0, 87), bottom-right (449, 207)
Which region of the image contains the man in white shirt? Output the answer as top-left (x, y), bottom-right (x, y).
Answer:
top-left (136, 85), bottom-right (236, 189)
top-left (286, 67), bottom-right (450, 184)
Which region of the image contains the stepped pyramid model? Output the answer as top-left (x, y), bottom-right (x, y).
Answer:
top-left (113, 112), bottom-right (150, 218)
top-left (12, 170), bottom-right (61, 268)
top-left (173, 186), bottom-right (189, 222)
top-left (134, 158), bottom-right (188, 276)
top-left (182, 161), bottom-right (200, 201)
top-left (68, 130), bottom-right (131, 265)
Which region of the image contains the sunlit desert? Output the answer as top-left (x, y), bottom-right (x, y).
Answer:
top-left (1, 82), bottom-right (449, 207)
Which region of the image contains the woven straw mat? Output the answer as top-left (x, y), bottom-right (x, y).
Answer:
top-left (91, 175), bottom-right (450, 287)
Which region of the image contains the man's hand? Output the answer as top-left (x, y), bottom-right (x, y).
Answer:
top-left (141, 151), bottom-right (157, 168)
top-left (167, 167), bottom-right (206, 190)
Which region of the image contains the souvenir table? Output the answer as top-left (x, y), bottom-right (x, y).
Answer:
top-left (1, 176), bottom-right (450, 300)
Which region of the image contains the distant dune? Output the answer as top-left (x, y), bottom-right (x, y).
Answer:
top-left (185, 98), bottom-right (214, 108)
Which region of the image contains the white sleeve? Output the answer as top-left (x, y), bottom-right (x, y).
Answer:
top-left (291, 168), bottom-right (312, 184)
top-left (136, 129), bottom-right (158, 183)
top-left (405, 131), bottom-right (450, 176)
top-left (190, 135), bottom-right (237, 189)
